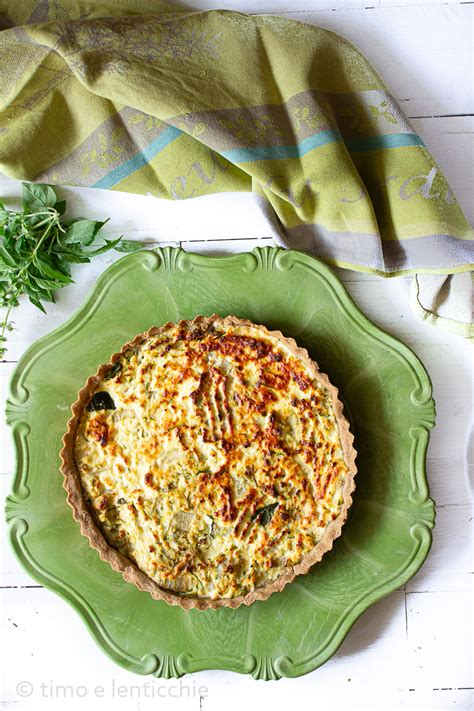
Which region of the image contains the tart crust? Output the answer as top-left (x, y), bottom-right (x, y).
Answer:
top-left (60, 315), bottom-right (357, 610)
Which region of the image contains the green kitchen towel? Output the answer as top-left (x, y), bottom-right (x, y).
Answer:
top-left (0, 0), bottom-right (472, 336)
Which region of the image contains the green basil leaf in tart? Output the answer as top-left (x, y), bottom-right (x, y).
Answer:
top-left (87, 391), bottom-right (116, 411)
top-left (252, 502), bottom-right (278, 526)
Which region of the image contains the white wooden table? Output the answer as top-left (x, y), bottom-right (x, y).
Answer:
top-left (1, 1), bottom-right (473, 709)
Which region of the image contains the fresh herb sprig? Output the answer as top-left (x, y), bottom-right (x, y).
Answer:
top-left (0, 182), bottom-right (144, 358)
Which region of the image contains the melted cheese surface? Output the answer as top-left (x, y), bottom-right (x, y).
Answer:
top-left (75, 320), bottom-right (349, 599)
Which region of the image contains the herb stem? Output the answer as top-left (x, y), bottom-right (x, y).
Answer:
top-left (32, 218), bottom-right (55, 259)
top-left (0, 302), bottom-right (14, 359)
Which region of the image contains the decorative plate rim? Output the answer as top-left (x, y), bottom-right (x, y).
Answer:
top-left (5, 247), bottom-right (436, 680)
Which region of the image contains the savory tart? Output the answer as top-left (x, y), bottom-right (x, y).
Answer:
top-left (61, 315), bottom-right (356, 609)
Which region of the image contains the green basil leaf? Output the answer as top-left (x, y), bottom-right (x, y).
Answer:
top-left (55, 200), bottom-right (67, 216)
top-left (13, 235), bottom-right (24, 254)
top-left (105, 361), bottom-right (122, 379)
top-left (65, 252), bottom-right (91, 264)
top-left (0, 245), bottom-right (16, 267)
top-left (252, 502), bottom-right (278, 526)
top-left (63, 219), bottom-right (108, 246)
top-left (54, 255), bottom-right (72, 275)
top-left (114, 239), bottom-right (146, 253)
top-left (21, 182), bottom-right (57, 211)
top-left (35, 256), bottom-right (74, 283)
top-left (30, 275), bottom-right (63, 291)
top-left (85, 236), bottom-right (122, 255)
top-left (52, 244), bottom-right (91, 263)
top-left (27, 283), bottom-right (55, 302)
top-left (88, 391), bottom-right (116, 411)
top-left (26, 292), bottom-right (47, 313)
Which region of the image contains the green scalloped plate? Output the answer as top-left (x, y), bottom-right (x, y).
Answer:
top-left (5, 247), bottom-right (436, 680)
